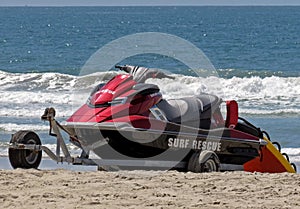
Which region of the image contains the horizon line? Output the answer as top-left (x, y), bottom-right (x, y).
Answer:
top-left (1, 4), bottom-right (300, 7)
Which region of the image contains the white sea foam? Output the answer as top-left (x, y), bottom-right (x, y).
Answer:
top-left (282, 148), bottom-right (300, 169)
top-left (0, 70), bottom-right (299, 121)
top-left (0, 123), bottom-right (49, 132)
top-left (282, 148), bottom-right (300, 156)
top-left (149, 75), bottom-right (300, 115)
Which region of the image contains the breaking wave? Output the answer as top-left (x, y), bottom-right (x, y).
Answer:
top-left (0, 70), bottom-right (300, 122)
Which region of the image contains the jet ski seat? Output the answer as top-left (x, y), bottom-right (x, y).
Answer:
top-left (157, 94), bottom-right (222, 129)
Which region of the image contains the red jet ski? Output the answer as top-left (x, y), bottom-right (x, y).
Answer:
top-left (8, 65), bottom-right (296, 173)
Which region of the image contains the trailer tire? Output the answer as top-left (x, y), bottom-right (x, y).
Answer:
top-left (8, 131), bottom-right (42, 169)
top-left (187, 152), bottom-right (199, 172)
top-left (188, 151), bottom-right (220, 173)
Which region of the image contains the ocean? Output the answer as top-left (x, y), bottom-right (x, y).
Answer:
top-left (0, 6), bottom-right (299, 168)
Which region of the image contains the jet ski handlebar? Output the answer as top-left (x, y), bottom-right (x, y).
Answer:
top-left (115, 65), bottom-right (131, 73)
top-left (115, 65), bottom-right (175, 80)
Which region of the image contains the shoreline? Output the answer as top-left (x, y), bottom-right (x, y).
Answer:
top-left (1, 155), bottom-right (299, 173)
top-left (0, 156), bottom-right (98, 171)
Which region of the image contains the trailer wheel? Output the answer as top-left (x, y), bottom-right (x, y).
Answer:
top-left (8, 131), bottom-right (42, 169)
top-left (201, 157), bottom-right (219, 172)
top-left (188, 151), bottom-right (220, 173)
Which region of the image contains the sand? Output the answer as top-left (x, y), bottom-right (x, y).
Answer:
top-left (0, 169), bottom-right (300, 209)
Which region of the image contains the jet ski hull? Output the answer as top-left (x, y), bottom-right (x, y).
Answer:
top-left (62, 119), bottom-right (264, 168)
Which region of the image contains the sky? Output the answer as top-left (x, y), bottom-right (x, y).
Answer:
top-left (1, 0), bottom-right (300, 6)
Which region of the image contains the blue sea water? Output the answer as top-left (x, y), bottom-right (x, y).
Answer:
top-left (0, 6), bottom-right (299, 75)
top-left (0, 6), bottom-right (299, 168)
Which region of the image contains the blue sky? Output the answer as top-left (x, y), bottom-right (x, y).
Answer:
top-left (1, 0), bottom-right (300, 6)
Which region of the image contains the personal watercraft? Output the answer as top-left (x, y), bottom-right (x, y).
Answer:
top-left (8, 65), bottom-right (296, 173)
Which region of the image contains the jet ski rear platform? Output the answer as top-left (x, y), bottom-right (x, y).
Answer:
top-left (7, 65), bottom-right (297, 173)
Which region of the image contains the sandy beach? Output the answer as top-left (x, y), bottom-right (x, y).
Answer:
top-left (1, 167), bottom-right (300, 209)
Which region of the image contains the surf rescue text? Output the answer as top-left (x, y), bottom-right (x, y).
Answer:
top-left (168, 138), bottom-right (222, 151)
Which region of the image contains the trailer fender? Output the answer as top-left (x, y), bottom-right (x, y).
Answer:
top-left (199, 150), bottom-right (220, 164)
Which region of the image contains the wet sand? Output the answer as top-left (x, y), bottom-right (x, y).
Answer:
top-left (0, 168), bottom-right (300, 209)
